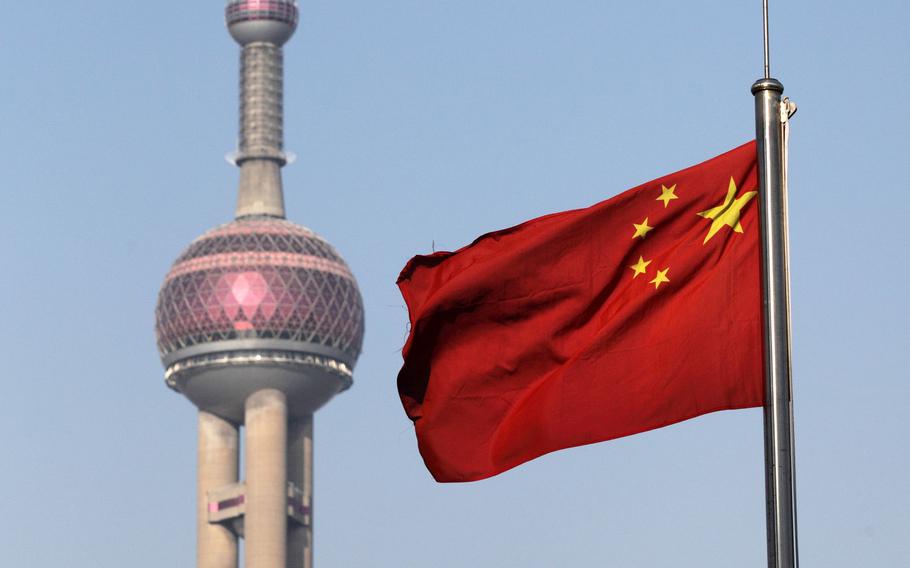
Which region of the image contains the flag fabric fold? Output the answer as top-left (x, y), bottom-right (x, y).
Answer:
top-left (398, 141), bottom-right (763, 482)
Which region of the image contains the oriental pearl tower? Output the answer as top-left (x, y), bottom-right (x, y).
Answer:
top-left (154, 2), bottom-right (364, 567)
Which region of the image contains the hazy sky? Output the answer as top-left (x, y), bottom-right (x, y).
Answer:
top-left (1, 1), bottom-right (907, 566)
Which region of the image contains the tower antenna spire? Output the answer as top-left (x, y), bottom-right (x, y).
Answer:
top-left (228, 0), bottom-right (300, 219)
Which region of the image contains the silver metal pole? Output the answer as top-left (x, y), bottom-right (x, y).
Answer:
top-left (762, 0), bottom-right (771, 78)
top-left (752, 76), bottom-right (798, 568)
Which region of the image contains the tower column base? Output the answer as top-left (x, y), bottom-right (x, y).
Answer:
top-left (198, 411), bottom-right (239, 568)
top-left (288, 415), bottom-right (314, 568)
top-left (245, 389), bottom-right (288, 568)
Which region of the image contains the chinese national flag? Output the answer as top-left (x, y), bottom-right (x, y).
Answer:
top-left (397, 141), bottom-right (763, 482)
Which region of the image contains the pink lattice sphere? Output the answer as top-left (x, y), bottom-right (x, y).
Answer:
top-left (155, 217), bottom-right (364, 374)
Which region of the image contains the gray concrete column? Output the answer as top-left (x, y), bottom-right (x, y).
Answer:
top-left (288, 416), bottom-right (314, 568)
top-left (234, 42), bottom-right (286, 219)
top-left (236, 159), bottom-right (285, 218)
top-left (245, 389), bottom-right (288, 568)
top-left (198, 411), bottom-right (239, 568)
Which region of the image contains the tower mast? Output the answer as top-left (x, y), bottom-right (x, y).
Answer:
top-left (227, 0), bottom-right (298, 218)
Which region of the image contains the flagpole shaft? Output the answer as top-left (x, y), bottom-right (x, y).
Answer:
top-left (752, 77), bottom-right (798, 568)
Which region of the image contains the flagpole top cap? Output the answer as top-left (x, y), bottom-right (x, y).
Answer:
top-left (751, 78), bottom-right (784, 95)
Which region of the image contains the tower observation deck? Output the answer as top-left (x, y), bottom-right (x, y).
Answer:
top-left (154, 3), bottom-right (364, 567)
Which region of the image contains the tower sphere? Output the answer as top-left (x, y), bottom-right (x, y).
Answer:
top-left (155, 217), bottom-right (365, 422)
top-left (226, 0), bottom-right (299, 46)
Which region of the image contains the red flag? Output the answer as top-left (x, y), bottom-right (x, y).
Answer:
top-left (397, 142), bottom-right (763, 482)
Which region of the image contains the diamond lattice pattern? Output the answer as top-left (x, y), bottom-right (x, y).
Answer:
top-left (156, 218), bottom-right (364, 363)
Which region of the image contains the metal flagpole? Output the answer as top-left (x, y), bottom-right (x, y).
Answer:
top-left (752, 1), bottom-right (799, 566)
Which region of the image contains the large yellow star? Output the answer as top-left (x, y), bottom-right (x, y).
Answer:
top-left (697, 178), bottom-right (757, 244)
top-left (629, 256), bottom-right (651, 278)
top-left (656, 184), bottom-right (678, 208)
top-left (632, 217), bottom-right (654, 239)
top-left (649, 267), bottom-right (670, 289)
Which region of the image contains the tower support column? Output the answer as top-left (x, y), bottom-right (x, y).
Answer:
top-left (245, 389), bottom-right (288, 568)
top-left (197, 411), bottom-right (239, 568)
top-left (288, 416), bottom-right (314, 568)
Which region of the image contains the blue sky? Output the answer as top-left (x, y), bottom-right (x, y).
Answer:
top-left (1, 1), bottom-right (907, 566)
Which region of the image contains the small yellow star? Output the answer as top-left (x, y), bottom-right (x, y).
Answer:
top-left (698, 178), bottom-right (757, 244)
top-left (629, 256), bottom-right (652, 279)
top-left (632, 217), bottom-right (654, 239)
top-left (656, 184), bottom-right (678, 208)
top-left (649, 267), bottom-right (670, 289)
